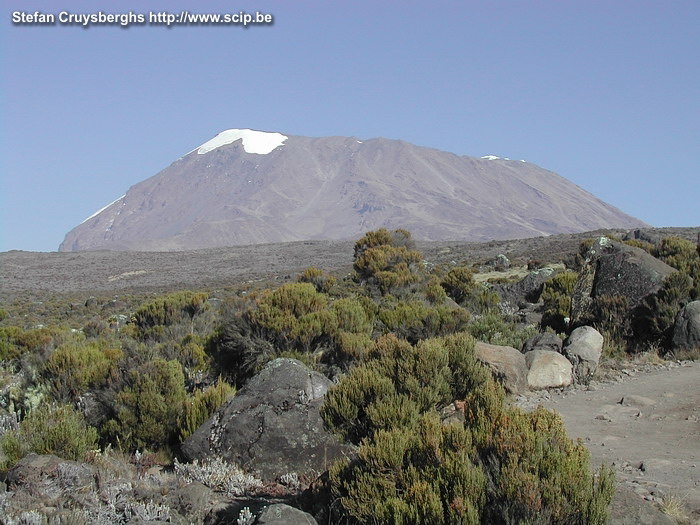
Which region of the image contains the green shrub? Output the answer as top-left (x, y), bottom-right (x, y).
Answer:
top-left (322, 331), bottom-right (613, 524)
top-left (471, 406), bottom-right (615, 524)
top-left (133, 291), bottom-right (209, 341)
top-left (104, 359), bottom-right (186, 451)
top-left (298, 267), bottom-right (337, 294)
top-left (322, 333), bottom-right (485, 445)
top-left (467, 312), bottom-right (539, 350)
top-left (1, 404), bottom-right (98, 469)
top-left (378, 300), bottom-right (470, 343)
top-left (441, 267), bottom-right (500, 314)
top-left (353, 229), bottom-right (423, 295)
top-left (179, 377), bottom-right (235, 442)
top-left (43, 341), bottom-right (122, 401)
top-left (425, 278), bottom-right (449, 304)
top-left (589, 295), bottom-right (630, 356)
top-left (541, 271), bottom-right (578, 333)
top-left (328, 413), bottom-right (486, 525)
top-left (441, 266), bottom-right (478, 305)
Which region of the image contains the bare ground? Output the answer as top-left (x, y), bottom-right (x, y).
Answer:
top-left (3, 227), bottom-right (698, 301)
top-left (517, 360), bottom-right (700, 522)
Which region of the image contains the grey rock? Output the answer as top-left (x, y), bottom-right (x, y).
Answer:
top-left (563, 326), bottom-right (604, 381)
top-left (524, 350), bottom-right (573, 390)
top-left (181, 358), bottom-right (354, 482)
top-left (474, 342), bottom-right (528, 393)
top-left (620, 395), bottom-right (656, 408)
top-left (255, 503), bottom-right (318, 525)
top-left (522, 332), bottom-right (563, 354)
top-left (608, 485), bottom-right (675, 525)
top-left (672, 300), bottom-right (700, 350)
top-left (170, 482), bottom-right (213, 522)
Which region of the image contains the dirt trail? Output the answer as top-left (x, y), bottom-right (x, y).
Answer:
top-left (525, 361), bottom-right (700, 518)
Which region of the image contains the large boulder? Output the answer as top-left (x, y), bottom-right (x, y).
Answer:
top-left (672, 300), bottom-right (700, 350)
top-left (570, 237), bottom-right (676, 326)
top-left (522, 332), bottom-right (563, 354)
top-left (492, 266), bottom-right (561, 310)
top-left (474, 342), bottom-right (528, 393)
top-left (563, 326), bottom-right (603, 381)
top-left (256, 503), bottom-right (318, 525)
top-left (524, 350), bottom-right (573, 390)
top-left (181, 358), bottom-right (354, 482)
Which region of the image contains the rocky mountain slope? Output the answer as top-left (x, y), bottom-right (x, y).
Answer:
top-left (59, 129), bottom-right (646, 251)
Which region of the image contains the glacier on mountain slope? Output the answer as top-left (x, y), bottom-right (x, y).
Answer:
top-left (194, 129), bottom-right (288, 155)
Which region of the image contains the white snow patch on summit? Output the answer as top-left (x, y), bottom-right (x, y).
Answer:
top-left (81, 195), bottom-right (125, 224)
top-left (481, 155), bottom-right (501, 160)
top-left (195, 129), bottom-right (288, 155)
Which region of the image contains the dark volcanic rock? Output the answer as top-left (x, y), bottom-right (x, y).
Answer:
top-left (672, 300), bottom-right (700, 350)
top-left (181, 358), bottom-right (354, 481)
top-left (493, 266), bottom-right (561, 309)
top-left (571, 237), bottom-right (676, 325)
top-left (522, 332), bottom-right (563, 354)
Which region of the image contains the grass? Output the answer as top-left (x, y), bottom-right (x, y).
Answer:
top-left (659, 493), bottom-right (692, 524)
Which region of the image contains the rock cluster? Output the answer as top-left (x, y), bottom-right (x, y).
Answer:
top-left (475, 326), bottom-right (604, 393)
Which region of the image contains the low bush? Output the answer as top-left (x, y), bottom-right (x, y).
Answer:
top-left (179, 377), bottom-right (235, 442)
top-left (43, 341), bottom-right (122, 401)
top-left (298, 267), bottom-right (337, 294)
top-left (0, 404), bottom-right (98, 469)
top-left (104, 359), bottom-right (186, 452)
top-left (322, 331), bottom-right (614, 524)
top-left (541, 271), bottom-right (578, 333)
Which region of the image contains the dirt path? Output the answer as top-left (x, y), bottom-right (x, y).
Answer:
top-left (519, 361), bottom-right (700, 520)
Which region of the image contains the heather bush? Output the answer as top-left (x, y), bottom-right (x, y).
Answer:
top-left (353, 229), bottom-right (423, 295)
top-left (467, 312), bottom-right (539, 349)
top-left (441, 266), bottom-right (500, 314)
top-left (377, 299), bottom-right (470, 343)
top-left (425, 277), bottom-right (449, 304)
top-left (133, 291), bottom-right (210, 341)
top-left (440, 266), bottom-right (478, 305)
top-left (322, 333), bottom-right (485, 444)
top-left (0, 404), bottom-right (98, 469)
top-left (298, 267), bottom-right (337, 294)
top-left (322, 331), bottom-right (614, 524)
top-left (541, 271), bottom-right (578, 333)
top-left (104, 359), bottom-right (186, 451)
top-left (328, 413), bottom-right (486, 524)
top-left (43, 341), bottom-right (122, 401)
top-left (470, 405), bottom-right (615, 524)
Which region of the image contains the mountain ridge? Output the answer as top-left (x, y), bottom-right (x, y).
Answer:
top-left (59, 130), bottom-right (647, 252)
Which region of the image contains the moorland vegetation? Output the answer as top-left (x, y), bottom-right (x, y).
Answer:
top-left (0, 228), bottom-right (698, 523)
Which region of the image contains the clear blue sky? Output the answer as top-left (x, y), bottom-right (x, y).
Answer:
top-left (2, 0), bottom-right (698, 252)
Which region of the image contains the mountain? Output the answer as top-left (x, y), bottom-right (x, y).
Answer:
top-left (59, 129), bottom-right (647, 252)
